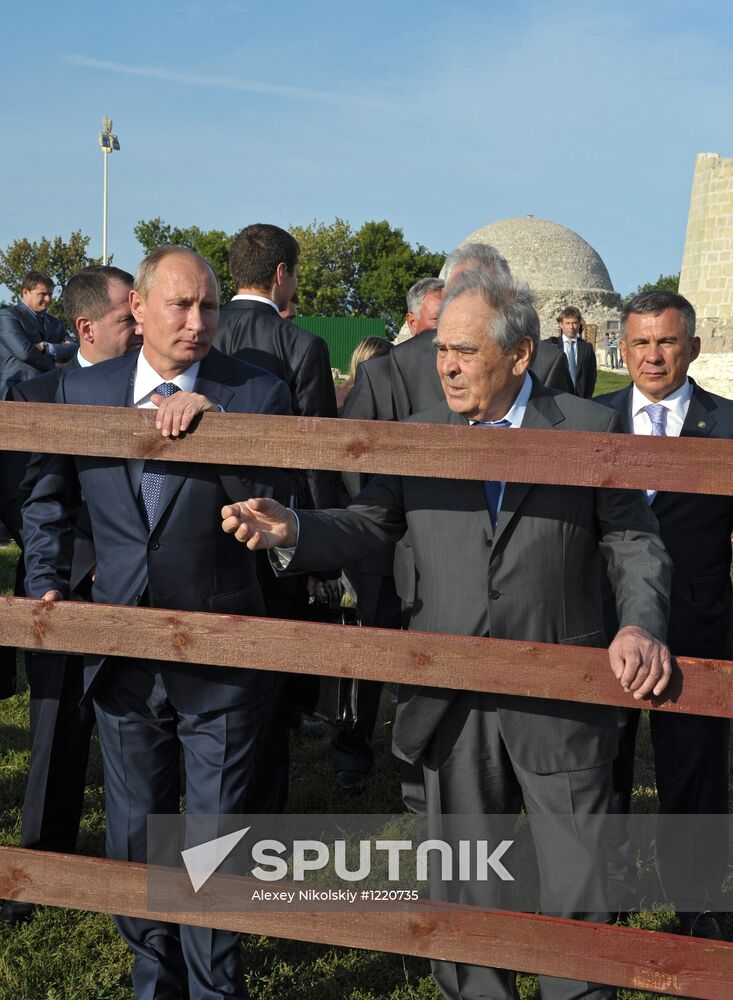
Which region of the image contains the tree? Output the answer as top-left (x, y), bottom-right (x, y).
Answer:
top-left (134, 219), bottom-right (234, 302)
top-left (354, 220), bottom-right (445, 332)
top-left (626, 272), bottom-right (680, 302)
top-left (0, 231), bottom-right (101, 319)
top-left (290, 218), bottom-right (358, 316)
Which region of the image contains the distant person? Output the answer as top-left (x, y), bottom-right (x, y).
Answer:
top-left (597, 290), bottom-right (732, 939)
top-left (0, 270), bottom-right (77, 400)
top-left (608, 333), bottom-right (620, 370)
top-left (0, 265), bottom-right (139, 927)
top-left (336, 336), bottom-right (392, 412)
top-left (280, 290), bottom-right (298, 321)
top-left (547, 305), bottom-right (597, 397)
top-left (393, 278), bottom-right (445, 344)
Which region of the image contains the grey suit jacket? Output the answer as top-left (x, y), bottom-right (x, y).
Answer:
top-left (285, 379), bottom-right (672, 771)
top-left (0, 304), bottom-right (77, 401)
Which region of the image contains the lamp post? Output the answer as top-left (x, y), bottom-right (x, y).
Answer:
top-left (98, 117), bottom-right (120, 265)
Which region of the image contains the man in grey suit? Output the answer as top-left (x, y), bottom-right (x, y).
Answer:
top-left (0, 270), bottom-right (77, 400)
top-left (223, 271), bottom-right (672, 1000)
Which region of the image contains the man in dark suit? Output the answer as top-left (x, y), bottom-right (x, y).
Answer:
top-left (547, 305), bottom-right (597, 398)
top-left (223, 271), bottom-right (672, 1000)
top-left (213, 223), bottom-right (342, 772)
top-left (0, 269), bottom-right (78, 400)
top-left (214, 222), bottom-right (339, 510)
top-left (597, 290), bottom-right (732, 939)
top-left (23, 247), bottom-right (301, 999)
top-left (0, 265), bottom-right (139, 926)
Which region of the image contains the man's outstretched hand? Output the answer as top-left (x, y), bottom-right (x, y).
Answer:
top-left (221, 498), bottom-right (297, 550)
top-left (608, 625), bottom-right (672, 700)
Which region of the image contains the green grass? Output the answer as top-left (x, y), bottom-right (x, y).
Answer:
top-left (593, 370), bottom-right (631, 396)
top-left (0, 540), bottom-right (729, 1000)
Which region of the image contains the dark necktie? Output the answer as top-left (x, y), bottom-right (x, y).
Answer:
top-left (138, 383), bottom-right (180, 528)
top-left (477, 419), bottom-right (511, 527)
top-left (643, 402), bottom-right (667, 504)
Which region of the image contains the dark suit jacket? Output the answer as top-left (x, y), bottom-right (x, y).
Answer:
top-left (0, 304), bottom-right (76, 401)
top-left (286, 378), bottom-right (672, 770)
top-left (22, 347), bottom-right (302, 711)
top-left (547, 335), bottom-right (597, 398)
top-left (214, 299), bottom-right (340, 509)
top-left (9, 354), bottom-right (96, 595)
top-left (596, 379), bottom-right (733, 659)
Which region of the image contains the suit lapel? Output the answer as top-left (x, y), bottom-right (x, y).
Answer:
top-left (147, 351), bottom-right (234, 533)
top-left (492, 385), bottom-right (564, 545)
top-left (680, 381), bottom-right (716, 439)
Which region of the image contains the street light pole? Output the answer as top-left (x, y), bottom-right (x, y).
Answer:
top-left (98, 117), bottom-right (120, 266)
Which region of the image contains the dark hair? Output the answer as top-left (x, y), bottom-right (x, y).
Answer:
top-left (229, 224), bottom-right (299, 291)
top-left (22, 269), bottom-right (54, 292)
top-left (556, 305), bottom-right (584, 331)
top-left (62, 265), bottom-right (134, 324)
top-left (622, 290), bottom-right (696, 341)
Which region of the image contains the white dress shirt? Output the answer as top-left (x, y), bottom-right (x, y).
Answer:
top-left (470, 372), bottom-right (532, 515)
top-left (630, 378), bottom-right (692, 438)
top-left (231, 293), bottom-right (279, 314)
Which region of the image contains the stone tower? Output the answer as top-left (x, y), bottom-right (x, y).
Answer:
top-left (679, 152), bottom-right (733, 349)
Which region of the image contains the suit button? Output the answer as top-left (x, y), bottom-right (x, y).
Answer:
top-left (489, 589), bottom-right (500, 600)
top-left (487, 539), bottom-right (493, 549)
top-left (151, 542), bottom-right (160, 550)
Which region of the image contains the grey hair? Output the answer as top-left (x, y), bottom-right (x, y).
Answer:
top-left (621, 290), bottom-right (696, 341)
top-left (442, 242), bottom-right (512, 285)
top-left (406, 277), bottom-right (445, 315)
top-left (134, 245), bottom-right (220, 301)
top-left (440, 270), bottom-right (539, 354)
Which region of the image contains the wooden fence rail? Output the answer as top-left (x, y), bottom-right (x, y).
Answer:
top-left (0, 848), bottom-right (731, 1000)
top-left (0, 403), bottom-right (731, 998)
top-left (2, 596), bottom-right (732, 719)
top-left (0, 402), bottom-right (732, 495)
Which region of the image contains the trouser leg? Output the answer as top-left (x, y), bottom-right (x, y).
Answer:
top-left (94, 697), bottom-right (186, 1000)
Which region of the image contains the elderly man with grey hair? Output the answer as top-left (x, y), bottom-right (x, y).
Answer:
top-left (393, 277), bottom-right (445, 345)
top-left (223, 270), bottom-right (672, 1000)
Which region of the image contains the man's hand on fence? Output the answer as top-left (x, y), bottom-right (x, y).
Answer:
top-left (40, 590), bottom-right (63, 602)
top-left (152, 391), bottom-right (218, 438)
top-left (608, 625), bottom-right (672, 699)
top-left (221, 498), bottom-right (297, 550)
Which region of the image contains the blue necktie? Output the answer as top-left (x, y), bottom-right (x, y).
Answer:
top-left (477, 419), bottom-right (511, 527)
top-left (643, 402), bottom-right (667, 504)
top-left (566, 338), bottom-right (577, 383)
top-left (138, 382), bottom-right (180, 528)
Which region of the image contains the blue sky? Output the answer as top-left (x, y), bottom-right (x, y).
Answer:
top-left (2, 0), bottom-right (732, 296)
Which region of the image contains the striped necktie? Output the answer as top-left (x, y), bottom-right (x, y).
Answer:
top-left (643, 402), bottom-right (667, 503)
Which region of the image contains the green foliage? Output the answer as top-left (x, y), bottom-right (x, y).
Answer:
top-left (132, 217), bottom-right (444, 330)
top-left (133, 219), bottom-right (234, 303)
top-left (293, 218), bottom-right (445, 334)
top-left (0, 232), bottom-right (101, 320)
top-left (290, 218), bottom-right (358, 316)
top-left (625, 273), bottom-right (680, 303)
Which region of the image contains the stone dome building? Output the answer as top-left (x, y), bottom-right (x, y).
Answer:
top-left (455, 216), bottom-right (623, 342)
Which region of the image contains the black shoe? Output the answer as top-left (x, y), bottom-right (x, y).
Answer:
top-left (677, 912), bottom-right (723, 940)
top-left (0, 901), bottom-right (35, 926)
top-left (335, 770), bottom-right (367, 796)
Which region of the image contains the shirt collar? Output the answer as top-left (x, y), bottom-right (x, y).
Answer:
top-left (631, 378), bottom-right (693, 420)
top-left (470, 372), bottom-right (532, 428)
top-left (231, 293), bottom-right (279, 313)
top-left (133, 350), bottom-right (200, 404)
top-left (18, 299), bottom-right (45, 321)
top-left (76, 350), bottom-right (93, 368)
